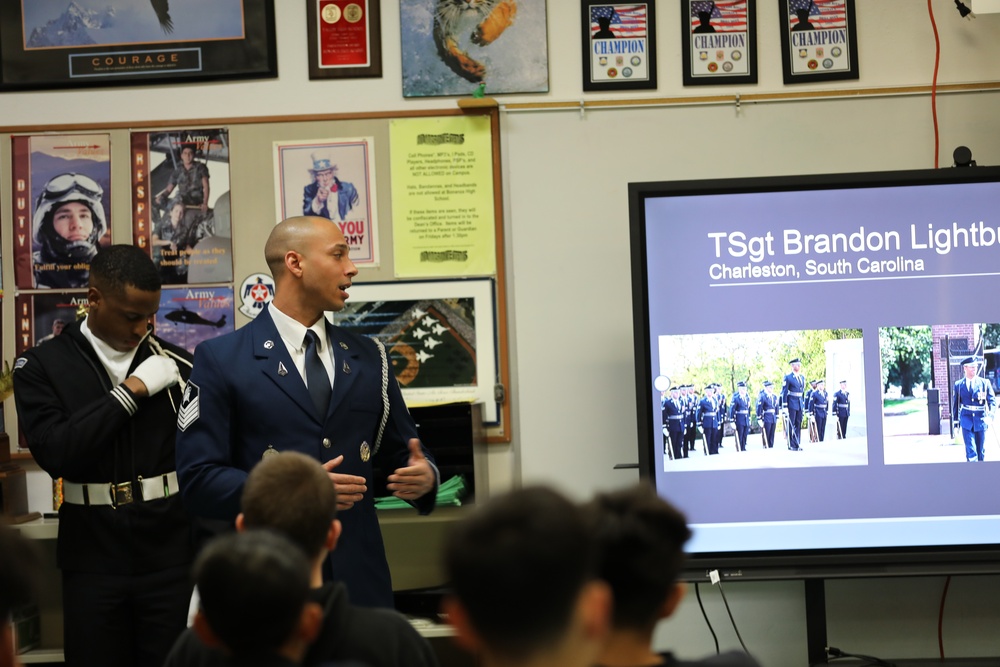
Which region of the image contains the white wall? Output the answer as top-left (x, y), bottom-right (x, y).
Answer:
top-left (6, 2), bottom-right (1000, 665)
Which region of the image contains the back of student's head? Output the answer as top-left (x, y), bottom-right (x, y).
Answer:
top-left (586, 484), bottom-right (692, 631)
top-left (443, 485), bottom-right (597, 661)
top-left (90, 244), bottom-right (160, 294)
top-left (194, 529), bottom-right (311, 659)
top-left (240, 451), bottom-right (338, 559)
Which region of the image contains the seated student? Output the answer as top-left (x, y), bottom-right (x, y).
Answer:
top-left (0, 527), bottom-right (42, 667)
top-left (165, 452), bottom-right (439, 667)
top-left (192, 529), bottom-right (333, 666)
top-left (586, 484), bottom-right (760, 667)
top-left (442, 486), bottom-right (611, 667)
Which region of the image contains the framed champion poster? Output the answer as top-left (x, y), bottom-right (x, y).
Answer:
top-left (581, 1), bottom-right (656, 92)
top-left (681, 0), bottom-right (757, 87)
top-left (779, 0), bottom-right (858, 85)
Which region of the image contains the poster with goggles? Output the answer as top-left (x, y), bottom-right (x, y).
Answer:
top-left (11, 134), bottom-right (113, 290)
top-left (131, 128), bottom-right (233, 285)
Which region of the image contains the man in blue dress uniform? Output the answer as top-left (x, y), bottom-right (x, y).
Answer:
top-left (697, 385), bottom-right (719, 455)
top-left (682, 385), bottom-right (698, 454)
top-left (712, 383), bottom-right (727, 451)
top-left (810, 379), bottom-right (829, 442)
top-left (780, 358), bottom-right (806, 451)
top-left (756, 381), bottom-right (778, 448)
top-left (833, 380), bottom-right (851, 439)
top-left (176, 216), bottom-right (438, 608)
top-left (662, 386), bottom-right (686, 460)
top-left (951, 356), bottom-right (996, 462)
top-left (729, 381), bottom-right (752, 451)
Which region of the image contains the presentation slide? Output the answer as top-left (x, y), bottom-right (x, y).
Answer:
top-left (639, 175), bottom-right (1000, 555)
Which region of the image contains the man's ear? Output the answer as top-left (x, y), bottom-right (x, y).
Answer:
top-left (661, 582), bottom-right (687, 620)
top-left (235, 513), bottom-right (245, 532)
top-left (326, 519), bottom-right (342, 553)
top-left (285, 250), bottom-right (304, 278)
top-left (296, 602), bottom-right (323, 645)
top-left (441, 595), bottom-right (482, 654)
top-left (192, 610), bottom-right (224, 649)
top-left (577, 579), bottom-right (612, 643)
top-left (87, 285), bottom-right (102, 311)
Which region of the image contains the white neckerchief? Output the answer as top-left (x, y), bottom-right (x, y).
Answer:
top-left (80, 317), bottom-right (141, 386)
top-left (269, 304), bottom-right (335, 390)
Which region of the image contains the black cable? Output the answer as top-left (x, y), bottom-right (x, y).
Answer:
top-left (694, 582), bottom-right (720, 655)
top-left (826, 645), bottom-right (896, 667)
top-left (715, 578), bottom-right (752, 656)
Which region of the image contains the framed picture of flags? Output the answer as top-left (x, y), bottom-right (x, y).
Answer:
top-left (681, 0), bottom-right (757, 86)
top-left (581, 1), bottom-right (656, 92)
top-left (330, 278), bottom-right (500, 424)
top-left (778, 0), bottom-right (858, 85)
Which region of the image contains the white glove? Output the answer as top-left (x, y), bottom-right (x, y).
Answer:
top-left (130, 356), bottom-right (180, 396)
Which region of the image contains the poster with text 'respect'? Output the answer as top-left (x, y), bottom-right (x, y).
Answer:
top-left (390, 116), bottom-right (495, 278)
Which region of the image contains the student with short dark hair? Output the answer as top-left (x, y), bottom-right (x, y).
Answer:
top-left (192, 530), bottom-right (324, 665)
top-left (165, 451), bottom-right (440, 667)
top-left (442, 486), bottom-right (611, 667)
top-left (587, 484), bottom-right (759, 667)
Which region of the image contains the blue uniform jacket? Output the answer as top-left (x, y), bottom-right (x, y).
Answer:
top-left (952, 377), bottom-right (996, 433)
top-left (176, 306), bottom-right (437, 607)
top-left (781, 373), bottom-right (806, 411)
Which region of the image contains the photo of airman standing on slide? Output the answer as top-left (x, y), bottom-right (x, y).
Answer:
top-left (655, 327), bottom-right (867, 472)
top-left (881, 322), bottom-right (1000, 465)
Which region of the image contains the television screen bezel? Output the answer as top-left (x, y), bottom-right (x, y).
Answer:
top-left (628, 165), bottom-right (1000, 582)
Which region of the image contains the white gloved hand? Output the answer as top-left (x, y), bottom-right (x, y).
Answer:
top-left (130, 356), bottom-right (180, 396)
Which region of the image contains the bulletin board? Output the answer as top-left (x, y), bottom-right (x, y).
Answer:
top-left (0, 106), bottom-right (512, 447)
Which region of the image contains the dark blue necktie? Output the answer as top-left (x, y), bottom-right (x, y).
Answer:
top-left (303, 330), bottom-right (331, 417)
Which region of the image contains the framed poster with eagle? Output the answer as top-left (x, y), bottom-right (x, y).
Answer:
top-left (0, 0), bottom-right (276, 91)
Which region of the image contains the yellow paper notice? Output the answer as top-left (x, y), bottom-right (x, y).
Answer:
top-left (390, 116), bottom-right (496, 277)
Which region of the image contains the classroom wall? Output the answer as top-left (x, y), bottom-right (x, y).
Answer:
top-left (5, 2), bottom-right (1000, 665)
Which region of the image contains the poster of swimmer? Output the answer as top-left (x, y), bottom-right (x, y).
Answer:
top-left (681, 0), bottom-right (757, 86)
top-left (10, 134), bottom-right (113, 290)
top-left (582, 2), bottom-right (656, 91)
top-left (778, 0), bottom-right (858, 84)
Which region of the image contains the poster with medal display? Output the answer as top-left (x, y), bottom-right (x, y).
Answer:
top-left (681, 0), bottom-right (756, 86)
top-left (581, 1), bottom-right (656, 92)
top-left (779, 0), bottom-right (858, 84)
top-left (154, 286), bottom-right (235, 355)
top-left (306, 0), bottom-right (382, 79)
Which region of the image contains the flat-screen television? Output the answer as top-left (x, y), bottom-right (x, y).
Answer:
top-left (629, 166), bottom-right (1000, 581)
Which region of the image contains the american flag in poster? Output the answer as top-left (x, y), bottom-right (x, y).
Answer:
top-left (590, 4), bottom-right (648, 39)
top-left (690, 1), bottom-right (749, 32)
top-left (789, 0), bottom-right (847, 30)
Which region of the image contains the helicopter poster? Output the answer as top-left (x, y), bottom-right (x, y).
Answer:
top-left (155, 286), bottom-right (234, 354)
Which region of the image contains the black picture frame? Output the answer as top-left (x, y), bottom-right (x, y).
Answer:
top-left (306, 0), bottom-right (383, 80)
top-left (778, 0), bottom-right (858, 85)
top-left (681, 0), bottom-right (757, 87)
top-left (581, 1), bottom-right (656, 92)
top-left (0, 1), bottom-right (277, 91)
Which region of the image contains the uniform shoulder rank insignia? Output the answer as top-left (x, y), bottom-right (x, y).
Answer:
top-left (177, 382), bottom-right (200, 432)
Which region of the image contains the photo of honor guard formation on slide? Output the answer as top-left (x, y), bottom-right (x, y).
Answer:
top-left (656, 329), bottom-right (867, 472)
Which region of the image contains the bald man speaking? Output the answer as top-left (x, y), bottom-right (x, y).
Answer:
top-left (176, 216), bottom-right (438, 608)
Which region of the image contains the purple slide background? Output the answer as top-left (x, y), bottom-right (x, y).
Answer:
top-left (642, 178), bottom-right (1000, 528)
